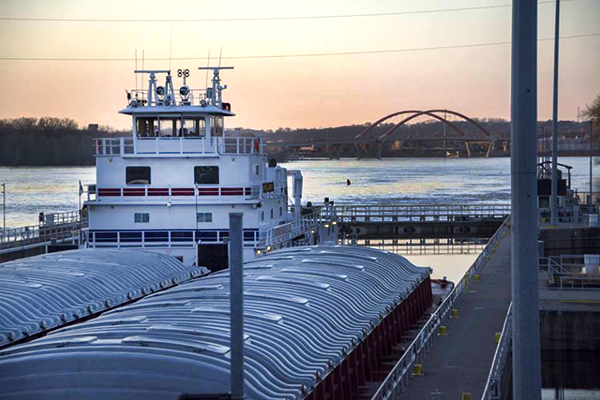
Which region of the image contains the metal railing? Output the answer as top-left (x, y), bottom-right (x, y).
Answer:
top-left (38, 210), bottom-right (81, 227)
top-left (85, 229), bottom-right (258, 248)
top-left (87, 185), bottom-right (257, 201)
top-left (95, 136), bottom-right (265, 156)
top-left (538, 211), bottom-right (597, 226)
top-left (371, 215), bottom-right (511, 400)
top-left (573, 191), bottom-right (600, 206)
top-left (481, 303), bottom-right (513, 400)
top-left (258, 209), bottom-right (337, 249)
top-left (335, 204), bottom-right (511, 223)
top-left (0, 211), bottom-right (87, 250)
top-left (129, 88), bottom-right (208, 106)
top-left (357, 237), bottom-right (487, 255)
top-left (542, 255), bottom-right (600, 289)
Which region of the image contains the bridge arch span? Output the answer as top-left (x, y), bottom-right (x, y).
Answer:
top-left (356, 109), bottom-right (491, 140)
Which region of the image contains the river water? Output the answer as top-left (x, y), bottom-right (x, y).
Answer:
top-left (0, 157), bottom-right (597, 281)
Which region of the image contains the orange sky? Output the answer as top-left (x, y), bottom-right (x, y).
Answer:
top-left (0, 0), bottom-right (598, 130)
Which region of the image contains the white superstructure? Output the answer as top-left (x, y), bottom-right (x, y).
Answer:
top-left (82, 67), bottom-right (337, 269)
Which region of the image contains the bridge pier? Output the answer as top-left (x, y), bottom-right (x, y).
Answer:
top-left (328, 144), bottom-right (342, 160)
top-left (355, 142), bottom-right (383, 160)
top-left (486, 140), bottom-right (494, 157)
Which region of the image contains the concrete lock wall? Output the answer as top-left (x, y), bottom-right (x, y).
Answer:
top-left (540, 310), bottom-right (600, 351)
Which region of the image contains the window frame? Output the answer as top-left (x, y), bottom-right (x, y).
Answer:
top-left (210, 116), bottom-right (224, 137)
top-left (136, 117), bottom-right (159, 138)
top-left (182, 117), bottom-right (206, 138)
top-left (197, 212), bottom-right (213, 223)
top-left (194, 166), bottom-right (219, 185)
top-left (134, 212), bottom-right (150, 223)
top-left (126, 166), bottom-right (151, 185)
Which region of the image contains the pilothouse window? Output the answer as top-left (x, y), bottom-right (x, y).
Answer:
top-left (159, 118), bottom-right (180, 137)
top-left (210, 117), bottom-right (223, 137)
top-left (136, 118), bottom-right (159, 138)
top-left (137, 117), bottom-right (206, 138)
top-left (182, 118), bottom-right (206, 137)
top-left (126, 167), bottom-right (151, 185)
top-left (194, 166), bottom-right (219, 184)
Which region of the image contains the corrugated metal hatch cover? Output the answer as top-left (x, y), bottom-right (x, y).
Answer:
top-left (0, 249), bottom-right (207, 348)
top-left (0, 245), bottom-right (429, 400)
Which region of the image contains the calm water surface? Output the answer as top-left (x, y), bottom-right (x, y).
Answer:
top-left (0, 157), bottom-right (597, 280)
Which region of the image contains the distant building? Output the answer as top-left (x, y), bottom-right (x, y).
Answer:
top-left (88, 124), bottom-right (99, 132)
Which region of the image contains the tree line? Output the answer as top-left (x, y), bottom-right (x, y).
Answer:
top-left (0, 112), bottom-right (596, 166)
top-left (0, 117), bottom-right (123, 166)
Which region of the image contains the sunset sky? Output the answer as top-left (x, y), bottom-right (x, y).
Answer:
top-left (0, 0), bottom-right (598, 130)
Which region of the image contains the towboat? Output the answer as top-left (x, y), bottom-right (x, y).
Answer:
top-left (81, 66), bottom-right (337, 269)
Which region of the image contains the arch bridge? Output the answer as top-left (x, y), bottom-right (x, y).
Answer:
top-left (355, 109), bottom-right (509, 158)
top-left (264, 109), bottom-right (510, 159)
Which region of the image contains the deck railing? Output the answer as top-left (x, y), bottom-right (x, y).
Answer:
top-left (335, 204), bottom-right (511, 223)
top-left (85, 229), bottom-right (259, 249)
top-left (87, 185), bottom-right (259, 201)
top-left (259, 211), bottom-right (329, 248)
top-left (481, 303), bottom-right (513, 400)
top-left (129, 88), bottom-right (208, 107)
top-left (371, 215), bottom-right (511, 400)
top-left (0, 211), bottom-right (88, 250)
top-left (94, 136), bottom-right (265, 156)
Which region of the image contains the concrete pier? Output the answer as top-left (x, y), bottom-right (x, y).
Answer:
top-left (398, 232), bottom-right (512, 398)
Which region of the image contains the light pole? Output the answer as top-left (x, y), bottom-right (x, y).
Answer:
top-left (590, 121), bottom-right (594, 203)
top-left (550, 0), bottom-right (560, 224)
top-left (1, 183), bottom-right (5, 243)
top-left (511, 0), bottom-right (542, 398)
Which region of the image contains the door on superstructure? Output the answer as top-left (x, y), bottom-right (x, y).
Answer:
top-left (197, 244), bottom-right (229, 272)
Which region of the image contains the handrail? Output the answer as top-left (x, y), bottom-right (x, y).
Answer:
top-left (335, 204), bottom-right (511, 223)
top-left (87, 184), bottom-right (262, 201)
top-left (94, 136), bottom-right (265, 156)
top-left (258, 209), bottom-right (334, 249)
top-left (481, 303), bottom-right (513, 400)
top-left (371, 215), bottom-right (511, 400)
top-left (540, 254), bottom-right (600, 289)
top-left (0, 211), bottom-right (87, 249)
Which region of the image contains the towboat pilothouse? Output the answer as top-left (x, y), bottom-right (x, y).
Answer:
top-left (82, 66), bottom-right (337, 269)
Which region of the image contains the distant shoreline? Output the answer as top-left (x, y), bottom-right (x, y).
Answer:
top-left (1, 151), bottom-right (598, 167)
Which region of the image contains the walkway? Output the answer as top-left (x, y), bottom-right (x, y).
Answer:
top-left (399, 233), bottom-right (512, 399)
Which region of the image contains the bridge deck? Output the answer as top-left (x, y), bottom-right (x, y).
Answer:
top-left (399, 232), bottom-right (512, 399)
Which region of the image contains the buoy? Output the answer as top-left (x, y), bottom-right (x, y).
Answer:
top-left (462, 393), bottom-right (472, 400)
top-left (495, 332), bottom-right (501, 344)
top-left (439, 325), bottom-right (447, 336)
top-left (346, 178), bottom-right (351, 186)
top-left (451, 309), bottom-right (458, 318)
top-left (474, 274), bottom-right (480, 282)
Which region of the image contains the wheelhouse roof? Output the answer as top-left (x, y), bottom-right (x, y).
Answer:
top-left (119, 105), bottom-right (235, 117)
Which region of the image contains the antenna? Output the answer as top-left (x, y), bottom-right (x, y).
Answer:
top-left (169, 26), bottom-right (173, 72)
top-left (142, 50), bottom-right (145, 102)
top-left (198, 65), bottom-right (234, 107)
top-left (218, 47), bottom-right (223, 68)
top-left (135, 49), bottom-right (138, 94)
top-left (205, 49), bottom-right (211, 88)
